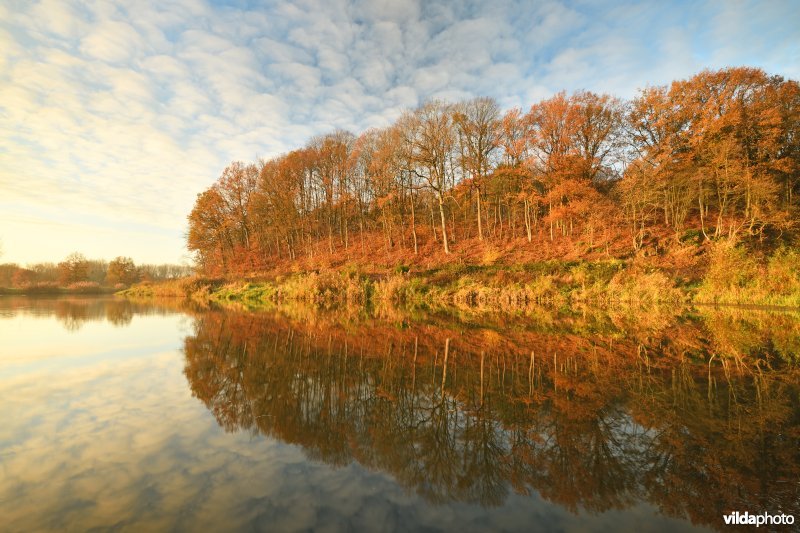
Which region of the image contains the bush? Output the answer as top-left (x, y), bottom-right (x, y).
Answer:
top-left (764, 248), bottom-right (800, 298)
top-left (66, 281), bottom-right (102, 293)
top-left (20, 281), bottom-right (60, 294)
top-left (701, 243), bottom-right (759, 295)
top-left (696, 244), bottom-right (800, 306)
top-left (394, 264), bottom-right (410, 275)
top-left (607, 268), bottom-right (683, 304)
top-left (680, 229), bottom-right (702, 244)
top-left (277, 270), bottom-right (372, 304)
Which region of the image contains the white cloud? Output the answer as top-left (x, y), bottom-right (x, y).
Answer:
top-left (352, 0), bottom-right (421, 23)
top-left (80, 20), bottom-right (145, 63)
top-left (0, 0), bottom-right (796, 264)
top-left (29, 0), bottom-right (88, 40)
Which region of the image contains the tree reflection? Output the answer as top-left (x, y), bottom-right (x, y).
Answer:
top-left (182, 304), bottom-right (800, 531)
top-left (0, 296), bottom-right (196, 330)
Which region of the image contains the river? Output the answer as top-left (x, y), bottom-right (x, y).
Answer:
top-left (1, 296), bottom-right (798, 532)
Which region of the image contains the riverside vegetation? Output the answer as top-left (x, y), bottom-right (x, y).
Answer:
top-left (149, 67), bottom-right (800, 309)
top-left (0, 253), bottom-right (192, 295)
top-left (121, 242), bottom-right (800, 309)
top-left (120, 67), bottom-right (800, 309)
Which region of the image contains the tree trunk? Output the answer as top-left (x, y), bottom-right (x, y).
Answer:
top-left (410, 189), bottom-right (418, 255)
top-left (381, 207), bottom-right (392, 253)
top-left (699, 194), bottom-right (709, 241)
top-left (438, 193), bottom-right (450, 254)
top-left (477, 188), bottom-right (483, 241)
top-left (359, 216), bottom-right (365, 255)
top-left (343, 216), bottom-right (348, 250)
top-left (430, 203), bottom-right (438, 242)
top-left (524, 198), bottom-right (532, 242)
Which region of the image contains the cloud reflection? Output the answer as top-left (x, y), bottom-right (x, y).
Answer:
top-left (0, 298), bottom-right (726, 532)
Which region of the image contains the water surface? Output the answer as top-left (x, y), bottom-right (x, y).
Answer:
top-left (1, 296), bottom-right (798, 532)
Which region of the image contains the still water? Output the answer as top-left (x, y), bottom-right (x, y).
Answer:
top-left (1, 296), bottom-right (798, 532)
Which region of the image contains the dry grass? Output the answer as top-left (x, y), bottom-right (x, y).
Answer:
top-left (122, 244), bottom-right (800, 310)
top-left (118, 276), bottom-right (224, 299)
top-left (606, 268), bottom-right (685, 304)
top-left (696, 244), bottom-right (800, 307)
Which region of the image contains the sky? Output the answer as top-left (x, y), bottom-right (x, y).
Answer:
top-left (0, 0), bottom-right (798, 266)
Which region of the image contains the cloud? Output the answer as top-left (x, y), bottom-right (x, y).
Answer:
top-left (0, 0), bottom-right (797, 264)
top-left (80, 20), bottom-right (145, 63)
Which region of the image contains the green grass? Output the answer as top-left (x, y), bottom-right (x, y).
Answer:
top-left (116, 254), bottom-right (800, 310)
top-left (0, 286), bottom-right (117, 295)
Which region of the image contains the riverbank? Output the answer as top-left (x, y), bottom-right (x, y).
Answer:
top-left (0, 285), bottom-right (119, 296)
top-left (119, 253), bottom-right (800, 309)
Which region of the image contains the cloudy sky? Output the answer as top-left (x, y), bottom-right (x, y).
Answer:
top-left (1, 0), bottom-right (798, 265)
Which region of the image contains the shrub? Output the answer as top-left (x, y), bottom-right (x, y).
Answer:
top-left (66, 281), bottom-right (102, 293)
top-left (20, 281), bottom-right (60, 294)
top-left (700, 243), bottom-right (759, 297)
top-left (693, 243), bottom-right (800, 305)
top-left (607, 268), bottom-right (683, 304)
top-left (394, 264), bottom-right (410, 275)
top-left (764, 248), bottom-right (800, 299)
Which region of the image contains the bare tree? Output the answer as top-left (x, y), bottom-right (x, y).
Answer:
top-left (454, 97), bottom-right (501, 241)
top-left (398, 101), bottom-right (457, 254)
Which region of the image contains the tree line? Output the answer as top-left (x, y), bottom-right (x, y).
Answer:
top-left (0, 253), bottom-right (193, 289)
top-left (188, 67), bottom-right (799, 274)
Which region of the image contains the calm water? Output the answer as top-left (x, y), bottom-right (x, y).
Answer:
top-left (1, 296), bottom-right (799, 532)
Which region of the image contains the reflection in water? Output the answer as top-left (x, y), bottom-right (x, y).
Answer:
top-left (183, 304), bottom-right (800, 531)
top-left (0, 295), bottom-right (201, 331)
top-left (1, 296), bottom-right (798, 532)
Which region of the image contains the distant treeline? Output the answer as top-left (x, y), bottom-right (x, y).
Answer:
top-left (0, 253), bottom-right (193, 289)
top-left (187, 66), bottom-right (799, 275)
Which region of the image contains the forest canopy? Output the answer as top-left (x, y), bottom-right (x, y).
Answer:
top-left (187, 67), bottom-right (799, 276)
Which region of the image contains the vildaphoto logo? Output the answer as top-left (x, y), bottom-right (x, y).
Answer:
top-left (723, 511), bottom-right (795, 527)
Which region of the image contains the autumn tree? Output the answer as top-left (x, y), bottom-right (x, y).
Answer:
top-left (12, 267), bottom-right (36, 287)
top-left (184, 66), bottom-right (797, 272)
top-left (218, 162), bottom-right (259, 262)
top-left (106, 256), bottom-right (138, 285)
top-left (0, 263), bottom-right (16, 287)
top-left (308, 131), bottom-right (355, 253)
top-left (251, 155), bottom-right (301, 261)
top-left (525, 91), bottom-right (625, 244)
top-left (617, 159), bottom-right (661, 249)
top-left (349, 129), bottom-right (381, 253)
top-left (187, 188), bottom-right (231, 274)
top-left (453, 97), bottom-right (501, 241)
top-left (398, 101), bottom-right (458, 254)
top-left (624, 67), bottom-right (799, 241)
top-left (187, 162), bottom-right (260, 274)
top-left (370, 125), bottom-right (421, 254)
top-left (57, 252), bottom-right (90, 285)
top-left (495, 108), bottom-right (540, 242)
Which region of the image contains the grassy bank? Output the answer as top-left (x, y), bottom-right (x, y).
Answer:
top-left (119, 249), bottom-right (800, 310)
top-left (0, 283), bottom-right (119, 296)
top-left (694, 245), bottom-right (800, 307)
top-left (117, 277), bottom-right (225, 299)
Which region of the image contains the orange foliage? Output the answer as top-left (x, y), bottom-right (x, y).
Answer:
top-left (186, 67), bottom-right (799, 277)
